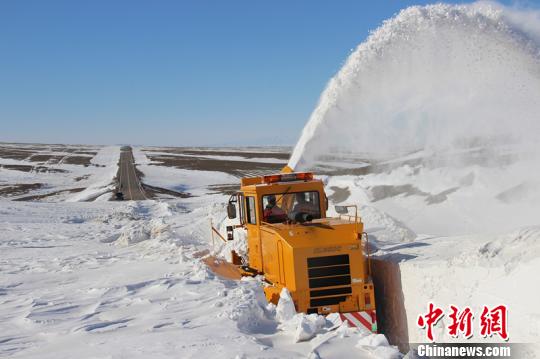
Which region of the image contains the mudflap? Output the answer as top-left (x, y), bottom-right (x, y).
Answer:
top-left (337, 310), bottom-right (378, 333)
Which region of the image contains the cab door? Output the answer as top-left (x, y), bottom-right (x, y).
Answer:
top-left (244, 194), bottom-right (263, 272)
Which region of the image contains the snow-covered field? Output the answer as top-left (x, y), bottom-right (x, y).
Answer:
top-left (0, 154), bottom-right (401, 358)
top-left (2, 143), bottom-right (538, 357)
top-left (133, 147), bottom-right (238, 197)
top-left (0, 149), bottom-right (399, 358)
top-left (0, 144), bottom-right (120, 202)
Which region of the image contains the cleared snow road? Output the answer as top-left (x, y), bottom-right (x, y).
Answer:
top-left (118, 146), bottom-right (147, 200)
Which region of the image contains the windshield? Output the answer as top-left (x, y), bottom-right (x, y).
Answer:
top-left (262, 191), bottom-right (321, 224)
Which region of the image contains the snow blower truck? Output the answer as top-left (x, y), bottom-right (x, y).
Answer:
top-left (211, 166), bottom-right (377, 332)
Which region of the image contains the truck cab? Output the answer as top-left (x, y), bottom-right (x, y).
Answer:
top-left (227, 172), bottom-right (376, 323)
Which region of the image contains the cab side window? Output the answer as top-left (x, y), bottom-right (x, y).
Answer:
top-left (246, 196), bottom-right (257, 224)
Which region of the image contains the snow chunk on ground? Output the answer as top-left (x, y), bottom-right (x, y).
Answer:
top-left (357, 332), bottom-right (390, 347)
top-left (226, 279), bottom-right (277, 334)
top-left (294, 314), bottom-right (327, 342)
top-left (117, 222), bottom-right (152, 245)
top-left (356, 333), bottom-right (401, 359)
top-left (276, 289), bottom-right (329, 343)
top-left (276, 287), bottom-right (297, 322)
top-left (311, 322), bottom-right (401, 358)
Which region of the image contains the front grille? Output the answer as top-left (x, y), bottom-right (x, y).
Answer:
top-left (307, 254), bottom-right (349, 267)
top-left (310, 296), bottom-right (348, 307)
top-left (309, 275), bottom-right (351, 288)
top-left (307, 254), bottom-right (351, 308)
top-left (310, 286), bottom-right (352, 297)
top-left (308, 265), bottom-right (350, 278)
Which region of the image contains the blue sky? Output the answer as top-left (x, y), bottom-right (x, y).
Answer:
top-left (0, 0), bottom-right (524, 146)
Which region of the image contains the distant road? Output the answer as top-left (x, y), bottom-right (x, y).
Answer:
top-left (117, 146), bottom-right (147, 200)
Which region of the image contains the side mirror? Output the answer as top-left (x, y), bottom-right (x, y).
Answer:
top-left (227, 202), bottom-right (237, 219)
top-left (335, 205), bottom-right (349, 214)
top-left (226, 226), bottom-right (234, 241)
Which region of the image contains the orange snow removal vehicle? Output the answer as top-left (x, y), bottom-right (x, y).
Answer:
top-left (213, 166), bottom-right (377, 332)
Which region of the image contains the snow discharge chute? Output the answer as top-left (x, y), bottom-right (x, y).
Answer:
top-left (289, 2), bottom-right (540, 170)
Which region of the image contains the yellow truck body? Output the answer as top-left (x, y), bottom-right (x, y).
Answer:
top-left (227, 172), bottom-right (376, 321)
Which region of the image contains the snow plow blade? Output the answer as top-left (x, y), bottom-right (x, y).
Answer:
top-left (202, 256), bottom-right (242, 280)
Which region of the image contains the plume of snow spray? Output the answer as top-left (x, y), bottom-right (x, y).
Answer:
top-left (289, 2), bottom-right (540, 170)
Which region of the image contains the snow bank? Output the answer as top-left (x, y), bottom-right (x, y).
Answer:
top-left (323, 163), bottom-right (540, 354)
top-left (131, 146), bottom-right (152, 166)
top-left (360, 205), bottom-right (416, 245)
top-left (368, 226), bottom-right (540, 355)
top-left (66, 146), bottom-right (120, 202)
top-left (116, 218), bottom-right (169, 245)
top-left (135, 164), bottom-right (237, 197)
top-left (325, 155), bottom-right (540, 237)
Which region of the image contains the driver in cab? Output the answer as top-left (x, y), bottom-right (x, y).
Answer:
top-left (293, 193), bottom-right (320, 218)
top-left (263, 195), bottom-right (287, 223)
